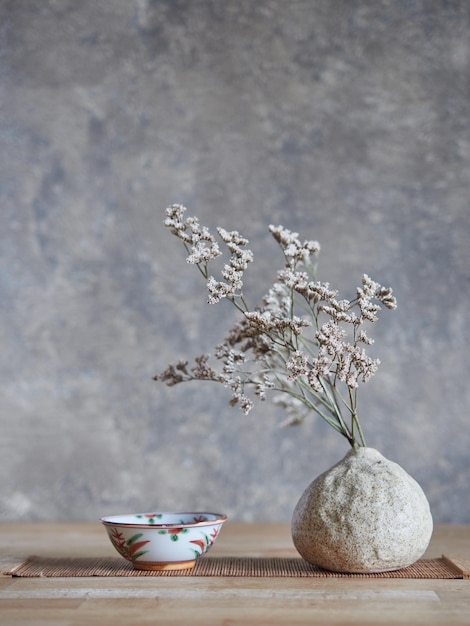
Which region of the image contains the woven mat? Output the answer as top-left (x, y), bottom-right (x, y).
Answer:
top-left (7, 555), bottom-right (469, 578)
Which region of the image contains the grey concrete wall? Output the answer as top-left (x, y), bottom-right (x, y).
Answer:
top-left (1, 0), bottom-right (469, 523)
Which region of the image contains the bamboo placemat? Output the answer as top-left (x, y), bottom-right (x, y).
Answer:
top-left (6, 555), bottom-right (469, 578)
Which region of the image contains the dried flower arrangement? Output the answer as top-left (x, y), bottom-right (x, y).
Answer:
top-left (154, 204), bottom-right (397, 449)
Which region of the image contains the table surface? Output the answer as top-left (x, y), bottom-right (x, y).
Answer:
top-left (1, 522), bottom-right (469, 625)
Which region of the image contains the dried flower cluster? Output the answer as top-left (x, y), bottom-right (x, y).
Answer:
top-left (155, 204), bottom-right (397, 448)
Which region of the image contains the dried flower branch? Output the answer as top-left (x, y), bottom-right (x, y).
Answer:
top-left (154, 204), bottom-right (397, 449)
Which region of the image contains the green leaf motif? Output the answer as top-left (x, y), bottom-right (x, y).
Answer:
top-left (132, 551), bottom-right (148, 559)
top-left (126, 533), bottom-right (144, 546)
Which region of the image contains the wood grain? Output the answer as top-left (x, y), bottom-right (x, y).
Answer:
top-left (1, 523), bottom-right (469, 625)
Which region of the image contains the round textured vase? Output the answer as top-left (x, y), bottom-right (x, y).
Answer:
top-left (291, 447), bottom-right (433, 573)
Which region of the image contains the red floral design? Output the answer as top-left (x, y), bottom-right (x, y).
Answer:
top-left (109, 527), bottom-right (150, 561)
top-left (190, 538), bottom-right (207, 552)
top-left (190, 527), bottom-right (220, 558)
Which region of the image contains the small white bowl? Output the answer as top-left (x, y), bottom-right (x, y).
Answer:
top-left (101, 511), bottom-right (227, 570)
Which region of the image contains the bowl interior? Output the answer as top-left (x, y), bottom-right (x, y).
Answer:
top-left (100, 511), bottom-right (226, 527)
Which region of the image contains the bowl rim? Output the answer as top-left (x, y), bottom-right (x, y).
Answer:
top-left (100, 511), bottom-right (227, 529)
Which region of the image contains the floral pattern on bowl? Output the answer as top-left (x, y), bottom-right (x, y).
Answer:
top-left (100, 511), bottom-right (227, 570)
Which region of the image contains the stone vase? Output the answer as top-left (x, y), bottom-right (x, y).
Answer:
top-left (291, 447), bottom-right (433, 573)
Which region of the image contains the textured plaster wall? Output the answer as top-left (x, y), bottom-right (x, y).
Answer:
top-left (1, 0), bottom-right (469, 523)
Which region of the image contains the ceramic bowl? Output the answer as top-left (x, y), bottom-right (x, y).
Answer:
top-left (100, 511), bottom-right (227, 570)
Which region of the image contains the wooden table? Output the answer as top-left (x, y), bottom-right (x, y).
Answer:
top-left (1, 522), bottom-right (469, 625)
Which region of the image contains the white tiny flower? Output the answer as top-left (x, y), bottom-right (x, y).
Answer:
top-left (159, 208), bottom-right (397, 447)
